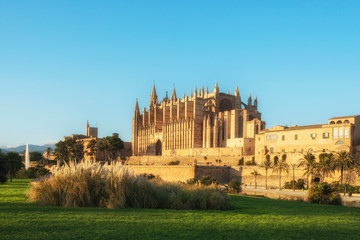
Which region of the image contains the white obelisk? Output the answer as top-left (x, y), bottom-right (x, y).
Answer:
top-left (25, 144), bottom-right (30, 169)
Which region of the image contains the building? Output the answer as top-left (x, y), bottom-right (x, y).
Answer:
top-left (63, 122), bottom-right (132, 161)
top-left (255, 115), bottom-right (360, 164)
top-left (132, 83), bottom-right (265, 157)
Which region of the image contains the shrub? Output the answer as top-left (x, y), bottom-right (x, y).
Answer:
top-left (27, 161), bottom-right (229, 210)
top-left (284, 179), bottom-right (305, 190)
top-left (15, 165), bottom-right (50, 178)
top-left (307, 182), bottom-right (341, 205)
top-left (139, 173), bottom-right (155, 180)
top-left (200, 176), bottom-right (218, 186)
top-left (168, 160), bottom-right (180, 165)
top-left (227, 178), bottom-right (242, 193)
top-left (245, 160), bottom-right (256, 166)
top-left (330, 182), bottom-right (360, 194)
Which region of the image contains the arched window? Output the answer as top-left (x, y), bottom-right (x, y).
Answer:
top-left (344, 120), bottom-right (350, 124)
top-left (336, 120), bottom-right (342, 124)
top-left (335, 140), bottom-right (345, 145)
top-left (219, 99), bottom-right (233, 111)
top-left (329, 121), bottom-right (335, 124)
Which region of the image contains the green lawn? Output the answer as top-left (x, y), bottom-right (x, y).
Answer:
top-left (1, 179), bottom-right (360, 240)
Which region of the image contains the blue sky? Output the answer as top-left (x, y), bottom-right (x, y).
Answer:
top-left (0, 0), bottom-right (359, 147)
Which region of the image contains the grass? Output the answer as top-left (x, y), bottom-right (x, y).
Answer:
top-left (1, 179), bottom-right (360, 239)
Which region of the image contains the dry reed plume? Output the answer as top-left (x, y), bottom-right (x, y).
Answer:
top-left (27, 161), bottom-right (229, 210)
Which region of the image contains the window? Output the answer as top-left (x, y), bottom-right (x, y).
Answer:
top-left (311, 133), bottom-right (317, 139)
top-left (274, 134), bottom-right (278, 140)
top-left (282, 149), bottom-right (285, 153)
top-left (323, 132), bottom-right (329, 139)
top-left (293, 149), bottom-right (296, 153)
top-left (339, 128), bottom-right (344, 138)
top-left (282, 135), bottom-right (285, 141)
top-left (295, 135), bottom-right (298, 140)
top-left (266, 135), bottom-right (270, 141)
top-left (345, 129), bottom-right (349, 138)
top-left (333, 128), bottom-right (338, 139)
top-left (270, 147), bottom-right (274, 154)
top-left (258, 137), bottom-right (261, 141)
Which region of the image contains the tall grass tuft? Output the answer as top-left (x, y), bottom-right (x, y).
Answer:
top-left (27, 161), bottom-right (230, 210)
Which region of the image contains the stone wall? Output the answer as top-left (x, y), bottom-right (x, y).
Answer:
top-left (127, 162), bottom-right (360, 187)
top-left (128, 165), bottom-right (195, 183)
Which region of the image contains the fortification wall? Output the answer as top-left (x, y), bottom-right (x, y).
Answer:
top-left (127, 155), bottom-right (253, 167)
top-left (162, 147), bottom-right (244, 157)
top-left (128, 165), bottom-right (195, 183)
top-left (127, 163), bottom-right (360, 187)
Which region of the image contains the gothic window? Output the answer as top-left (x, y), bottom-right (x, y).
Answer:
top-left (204, 100), bottom-right (216, 112)
top-left (219, 99), bottom-right (233, 111)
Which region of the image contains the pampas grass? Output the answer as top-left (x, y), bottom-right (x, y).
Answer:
top-left (27, 161), bottom-right (229, 210)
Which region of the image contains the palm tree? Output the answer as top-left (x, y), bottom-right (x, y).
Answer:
top-left (290, 164), bottom-right (297, 191)
top-left (334, 151), bottom-right (354, 185)
top-left (251, 170), bottom-right (261, 189)
top-left (261, 155), bottom-right (272, 189)
top-left (317, 153), bottom-right (335, 182)
top-left (272, 157), bottom-right (289, 191)
top-left (298, 150), bottom-right (316, 189)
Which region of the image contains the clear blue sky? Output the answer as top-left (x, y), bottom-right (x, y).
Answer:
top-left (0, 0), bottom-right (359, 147)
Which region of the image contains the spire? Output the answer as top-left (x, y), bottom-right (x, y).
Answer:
top-left (205, 86), bottom-right (209, 95)
top-left (234, 85), bottom-right (239, 96)
top-left (194, 86), bottom-right (197, 99)
top-left (150, 84), bottom-right (158, 105)
top-left (171, 87), bottom-right (177, 102)
top-left (248, 94), bottom-right (252, 106)
top-left (190, 90), bottom-right (193, 99)
top-left (183, 93), bottom-right (186, 100)
top-left (201, 87), bottom-right (204, 98)
top-left (234, 85), bottom-right (241, 109)
top-left (133, 98), bottom-right (140, 117)
top-left (254, 95), bottom-right (258, 109)
top-left (214, 82), bottom-right (219, 95)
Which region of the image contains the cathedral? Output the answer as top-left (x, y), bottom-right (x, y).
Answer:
top-left (132, 83), bottom-right (266, 157)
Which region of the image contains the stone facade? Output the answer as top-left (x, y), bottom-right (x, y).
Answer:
top-left (132, 83), bottom-right (265, 157)
top-left (255, 115), bottom-right (360, 164)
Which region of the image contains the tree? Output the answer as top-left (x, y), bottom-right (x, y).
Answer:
top-left (334, 151), bottom-right (354, 185)
top-left (54, 139), bottom-right (85, 166)
top-left (250, 170), bottom-right (261, 189)
top-left (317, 153), bottom-right (335, 182)
top-left (69, 140), bottom-right (84, 162)
top-left (99, 135), bottom-right (124, 162)
top-left (54, 141), bottom-right (69, 167)
top-left (298, 150), bottom-right (316, 189)
top-left (30, 151), bottom-right (44, 165)
top-left (86, 139), bottom-right (97, 161)
top-left (272, 156), bottom-right (289, 191)
top-left (274, 155), bottom-right (279, 165)
top-left (290, 164), bottom-right (297, 191)
top-left (0, 150), bottom-right (8, 183)
top-left (261, 154), bottom-right (272, 189)
top-left (6, 152), bottom-right (23, 182)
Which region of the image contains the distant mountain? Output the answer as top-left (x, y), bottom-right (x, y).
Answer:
top-left (0, 144), bottom-right (56, 153)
